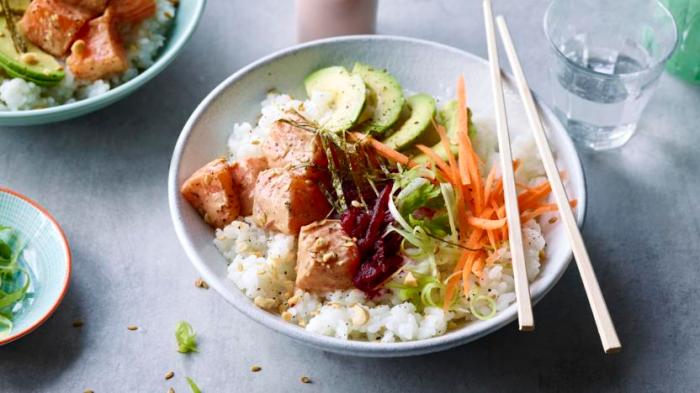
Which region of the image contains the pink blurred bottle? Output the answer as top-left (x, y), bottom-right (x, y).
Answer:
top-left (296, 0), bottom-right (378, 42)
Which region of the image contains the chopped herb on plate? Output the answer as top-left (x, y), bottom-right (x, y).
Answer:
top-left (0, 225), bottom-right (31, 338)
top-left (175, 320), bottom-right (197, 353)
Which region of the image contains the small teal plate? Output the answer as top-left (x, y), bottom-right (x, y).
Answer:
top-left (0, 188), bottom-right (71, 345)
top-left (0, 0), bottom-right (206, 126)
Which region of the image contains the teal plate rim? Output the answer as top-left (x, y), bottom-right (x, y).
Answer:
top-left (0, 0), bottom-right (207, 124)
top-left (0, 188), bottom-right (72, 346)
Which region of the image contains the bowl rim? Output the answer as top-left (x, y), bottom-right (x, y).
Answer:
top-left (0, 187), bottom-right (72, 346)
top-left (168, 34), bottom-right (587, 356)
top-left (0, 0), bottom-right (207, 120)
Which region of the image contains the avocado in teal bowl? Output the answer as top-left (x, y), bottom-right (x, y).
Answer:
top-left (0, 188), bottom-right (71, 345)
top-left (0, 0), bottom-right (206, 126)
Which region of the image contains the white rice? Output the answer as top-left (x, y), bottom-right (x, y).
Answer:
top-left (0, 0), bottom-right (176, 111)
top-left (214, 93), bottom-right (549, 342)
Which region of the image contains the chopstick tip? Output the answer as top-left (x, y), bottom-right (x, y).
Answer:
top-left (604, 345), bottom-right (622, 354)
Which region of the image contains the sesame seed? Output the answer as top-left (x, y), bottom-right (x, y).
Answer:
top-left (300, 376), bottom-right (312, 384)
top-left (164, 371), bottom-right (174, 380)
top-left (251, 365), bottom-right (262, 372)
top-left (72, 319), bottom-right (84, 328)
top-left (127, 325), bottom-right (138, 331)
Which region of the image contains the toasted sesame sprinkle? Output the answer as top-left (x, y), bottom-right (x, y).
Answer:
top-left (168, 388), bottom-right (175, 393)
top-left (300, 376), bottom-right (312, 384)
top-left (164, 371), bottom-right (174, 380)
top-left (84, 390), bottom-right (94, 393)
top-left (72, 319), bottom-right (84, 328)
top-left (251, 365), bottom-right (262, 372)
top-left (127, 325), bottom-right (138, 331)
top-left (195, 278), bottom-right (209, 289)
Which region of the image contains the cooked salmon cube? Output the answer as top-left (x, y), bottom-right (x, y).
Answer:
top-left (252, 168), bottom-right (331, 235)
top-left (63, 0), bottom-right (108, 14)
top-left (261, 119), bottom-right (327, 177)
top-left (20, 0), bottom-right (93, 56)
top-left (181, 158), bottom-right (241, 229)
top-left (229, 156), bottom-right (268, 216)
top-left (66, 7), bottom-right (128, 81)
top-left (112, 0), bottom-right (156, 23)
top-left (295, 220), bottom-right (360, 293)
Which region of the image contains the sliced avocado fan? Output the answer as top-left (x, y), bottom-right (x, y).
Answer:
top-left (304, 66), bottom-right (366, 133)
top-left (412, 100), bottom-right (475, 165)
top-left (0, 17), bottom-right (64, 87)
top-left (381, 93), bottom-right (436, 151)
top-left (352, 63), bottom-right (404, 134)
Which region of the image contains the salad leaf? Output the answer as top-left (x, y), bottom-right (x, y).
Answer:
top-left (407, 213), bottom-right (451, 238)
top-left (0, 225), bottom-right (29, 337)
top-left (397, 180), bottom-right (442, 217)
top-left (186, 377), bottom-right (202, 393)
top-left (175, 321), bottom-right (198, 353)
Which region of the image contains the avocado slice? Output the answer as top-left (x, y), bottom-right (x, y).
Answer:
top-left (352, 63), bottom-right (404, 134)
top-left (381, 93), bottom-right (436, 151)
top-left (0, 18), bottom-right (64, 86)
top-left (304, 66), bottom-right (366, 133)
top-left (412, 100), bottom-right (475, 165)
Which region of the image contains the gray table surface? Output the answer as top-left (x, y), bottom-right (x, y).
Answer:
top-left (1, 0), bottom-right (699, 392)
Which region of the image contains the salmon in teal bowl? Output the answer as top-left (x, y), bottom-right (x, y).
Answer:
top-left (0, 188), bottom-right (71, 345)
top-left (0, 0), bottom-right (205, 126)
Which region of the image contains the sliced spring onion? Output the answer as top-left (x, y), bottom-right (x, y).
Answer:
top-left (0, 313), bottom-right (13, 338)
top-left (0, 225), bottom-right (29, 337)
top-left (420, 279), bottom-right (445, 308)
top-left (469, 295), bottom-right (497, 320)
top-left (440, 183), bottom-right (458, 242)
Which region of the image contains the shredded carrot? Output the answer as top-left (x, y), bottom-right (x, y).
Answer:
top-left (432, 119), bottom-right (460, 184)
top-left (443, 251), bottom-right (469, 311)
top-left (456, 76), bottom-right (471, 186)
top-left (350, 132), bottom-right (413, 167)
top-left (483, 164), bottom-right (498, 205)
top-left (468, 216), bottom-right (507, 230)
top-left (472, 254), bottom-right (485, 277)
top-left (415, 144), bottom-right (455, 184)
top-left (462, 252), bottom-right (477, 294)
top-left (520, 200), bottom-right (578, 223)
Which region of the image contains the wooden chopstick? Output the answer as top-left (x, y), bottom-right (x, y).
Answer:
top-left (494, 15), bottom-right (622, 353)
top-left (482, 0), bottom-right (534, 331)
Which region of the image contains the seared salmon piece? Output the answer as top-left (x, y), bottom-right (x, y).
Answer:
top-left (66, 7), bottom-right (128, 81)
top-left (252, 168), bottom-right (331, 235)
top-left (181, 158), bottom-right (241, 229)
top-left (295, 220), bottom-right (360, 293)
top-left (20, 0), bottom-right (93, 56)
top-left (261, 119), bottom-right (327, 177)
top-left (112, 0), bottom-right (156, 23)
top-left (63, 0), bottom-right (109, 14)
top-left (229, 156), bottom-right (268, 216)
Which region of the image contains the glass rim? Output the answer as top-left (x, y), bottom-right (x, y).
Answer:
top-left (543, 0), bottom-right (679, 78)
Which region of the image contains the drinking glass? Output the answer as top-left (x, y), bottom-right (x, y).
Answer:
top-left (544, 0), bottom-right (678, 150)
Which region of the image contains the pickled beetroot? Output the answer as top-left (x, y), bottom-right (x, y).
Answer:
top-left (340, 183), bottom-right (404, 294)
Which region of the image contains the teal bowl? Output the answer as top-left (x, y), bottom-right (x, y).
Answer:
top-left (0, 188), bottom-right (71, 345)
top-left (0, 0), bottom-right (206, 126)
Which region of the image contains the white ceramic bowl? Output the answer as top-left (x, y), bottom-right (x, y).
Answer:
top-left (168, 35), bottom-right (586, 357)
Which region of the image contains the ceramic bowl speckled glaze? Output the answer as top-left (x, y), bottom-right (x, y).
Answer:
top-left (168, 35), bottom-right (586, 357)
top-left (0, 0), bottom-right (206, 126)
top-left (0, 188), bottom-right (71, 345)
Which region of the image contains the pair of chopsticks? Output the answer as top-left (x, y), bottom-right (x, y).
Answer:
top-left (481, 0), bottom-right (621, 353)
